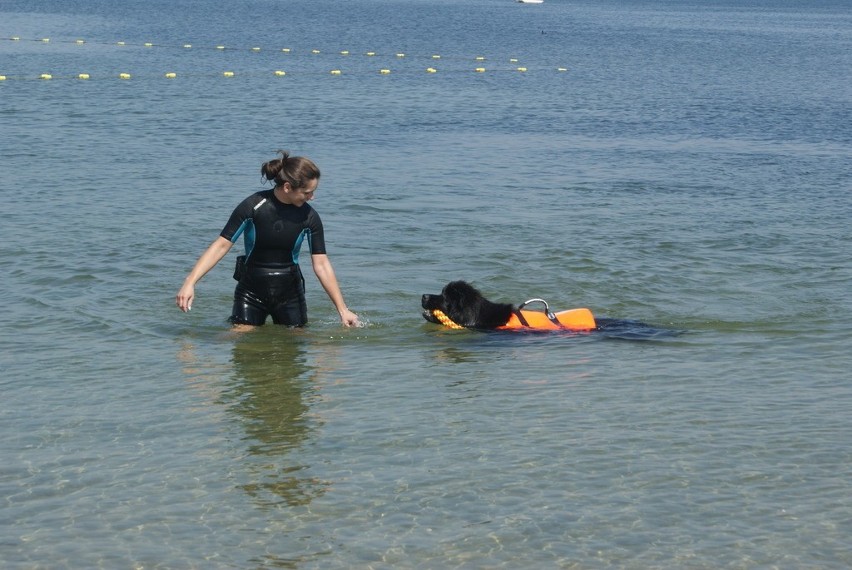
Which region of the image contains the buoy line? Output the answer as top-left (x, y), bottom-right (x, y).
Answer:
top-left (2, 35), bottom-right (569, 82)
top-left (2, 35), bottom-right (568, 66)
top-left (0, 67), bottom-right (567, 82)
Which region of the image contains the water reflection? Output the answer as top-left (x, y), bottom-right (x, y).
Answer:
top-left (227, 328), bottom-right (329, 508)
top-left (179, 328), bottom-right (333, 509)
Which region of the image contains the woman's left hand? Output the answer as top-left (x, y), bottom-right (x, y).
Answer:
top-left (340, 309), bottom-right (360, 327)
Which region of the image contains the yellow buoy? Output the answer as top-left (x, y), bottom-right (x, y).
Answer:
top-left (78, 73), bottom-right (90, 79)
top-left (510, 58), bottom-right (518, 63)
top-left (432, 54), bottom-right (441, 59)
top-left (117, 41), bottom-right (125, 46)
top-left (516, 67), bottom-right (527, 72)
top-left (379, 69), bottom-right (391, 74)
top-left (312, 49), bottom-right (321, 54)
top-left (0, 75), bottom-right (7, 81)
top-left (76, 39), bottom-right (85, 45)
top-left (11, 36), bottom-right (21, 41)
top-left (340, 50), bottom-right (350, 55)
top-left (165, 72), bottom-right (177, 78)
top-left (426, 67), bottom-right (437, 73)
top-left (41, 38), bottom-right (50, 43)
top-left (40, 73), bottom-right (53, 80)
top-left (282, 48), bottom-right (291, 53)
top-left (475, 67), bottom-right (486, 73)
top-left (557, 67), bottom-right (568, 72)
top-left (223, 71), bottom-right (235, 77)
top-left (252, 47), bottom-right (260, 52)
top-left (274, 70), bottom-right (286, 76)
top-left (183, 44), bottom-right (192, 48)
top-left (216, 45), bottom-right (225, 50)
top-left (330, 69), bottom-right (342, 75)
top-left (475, 56), bottom-right (485, 61)
top-left (144, 42), bottom-right (153, 47)
top-left (119, 73), bottom-right (131, 79)
top-left (396, 53), bottom-right (405, 58)
top-left (366, 51), bottom-right (376, 56)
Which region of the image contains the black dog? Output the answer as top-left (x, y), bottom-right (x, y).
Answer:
top-left (421, 280), bottom-right (515, 329)
top-left (422, 280), bottom-right (674, 339)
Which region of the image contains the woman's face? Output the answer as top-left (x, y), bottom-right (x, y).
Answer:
top-left (281, 179), bottom-right (318, 207)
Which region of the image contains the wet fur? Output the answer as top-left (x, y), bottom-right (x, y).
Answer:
top-left (421, 281), bottom-right (515, 329)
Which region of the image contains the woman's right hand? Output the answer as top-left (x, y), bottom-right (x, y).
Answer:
top-left (175, 236), bottom-right (235, 314)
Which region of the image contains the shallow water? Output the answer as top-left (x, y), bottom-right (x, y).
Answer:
top-left (2, 0), bottom-right (851, 567)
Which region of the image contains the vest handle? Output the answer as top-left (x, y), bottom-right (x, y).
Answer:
top-left (518, 298), bottom-right (556, 320)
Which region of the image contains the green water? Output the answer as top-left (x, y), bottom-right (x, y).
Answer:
top-left (2, 0), bottom-right (851, 566)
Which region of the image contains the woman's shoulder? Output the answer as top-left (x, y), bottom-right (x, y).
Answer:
top-left (251, 189), bottom-right (275, 201)
top-left (305, 204), bottom-right (323, 227)
top-left (236, 189), bottom-right (274, 207)
top-left (304, 202), bottom-right (321, 217)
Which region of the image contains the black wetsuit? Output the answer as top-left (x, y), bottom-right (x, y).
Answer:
top-left (220, 190), bottom-right (326, 326)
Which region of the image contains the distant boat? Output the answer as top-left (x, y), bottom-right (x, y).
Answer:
top-left (517, 0), bottom-right (544, 3)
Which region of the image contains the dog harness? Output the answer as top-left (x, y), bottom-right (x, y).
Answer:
top-left (430, 298), bottom-right (596, 331)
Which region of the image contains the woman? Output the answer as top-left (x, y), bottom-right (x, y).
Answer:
top-left (176, 151), bottom-right (359, 328)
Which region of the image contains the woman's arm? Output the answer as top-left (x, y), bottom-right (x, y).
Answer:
top-left (311, 253), bottom-right (360, 327)
top-left (176, 236), bottom-right (234, 312)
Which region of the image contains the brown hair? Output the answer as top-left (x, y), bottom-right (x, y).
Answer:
top-left (260, 150), bottom-right (321, 190)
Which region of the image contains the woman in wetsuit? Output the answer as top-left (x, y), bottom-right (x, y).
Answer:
top-left (176, 151), bottom-right (359, 328)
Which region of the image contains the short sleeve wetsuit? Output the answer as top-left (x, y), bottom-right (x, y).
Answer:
top-left (220, 189), bottom-right (326, 326)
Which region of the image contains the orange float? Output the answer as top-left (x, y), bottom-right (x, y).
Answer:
top-left (429, 298), bottom-right (596, 331)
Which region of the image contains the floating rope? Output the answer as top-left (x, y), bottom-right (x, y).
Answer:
top-left (2, 35), bottom-right (562, 62)
top-left (0, 35), bottom-right (569, 81)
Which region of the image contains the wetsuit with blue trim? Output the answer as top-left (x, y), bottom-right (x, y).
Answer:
top-left (220, 189), bottom-right (326, 326)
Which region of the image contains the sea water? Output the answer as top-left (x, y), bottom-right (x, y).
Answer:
top-left (1, 0), bottom-right (850, 567)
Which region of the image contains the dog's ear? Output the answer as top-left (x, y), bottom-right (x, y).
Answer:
top-left (437, 281), bottom-right (478, 326)
top-left (474, 300), bottom-right (514, 328)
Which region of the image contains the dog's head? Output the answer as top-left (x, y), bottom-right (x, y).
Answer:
top-left (421, 281), bottom-right (514, 329)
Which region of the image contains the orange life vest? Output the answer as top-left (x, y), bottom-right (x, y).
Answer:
top-left (429, 299), bottom-right (596, 331)
top-left (497, 307), bottom-right (596, 331)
